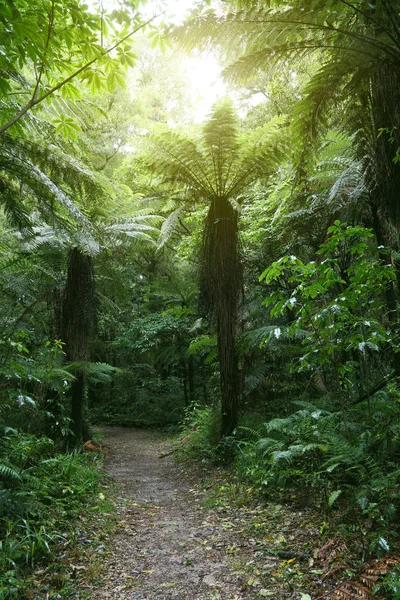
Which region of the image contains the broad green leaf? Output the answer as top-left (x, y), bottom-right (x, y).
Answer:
top-left (328, 489), bottom-right (342, 507)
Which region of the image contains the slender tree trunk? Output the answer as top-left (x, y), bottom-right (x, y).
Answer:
top-left (203, 382), bottom-right (208, 405)
top-left (70, 370), bottom-right (85, 441)
top-left (182, 359), bottom-right (189, 406)
top-left (188, 355), bottom-right (195, 402)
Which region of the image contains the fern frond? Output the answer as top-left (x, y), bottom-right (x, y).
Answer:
top-left (178, 0), bottom-right (400, 180)
top-left (0, 463), bottom-right (21, 481)
top-left (157, 207), bottom-right (184, 249)
top-left (264, 416), bottom-right (295, 433)
top-left (271, 449), bottom-right (300, 465)
top-left (243, 363), bottom-right (269, 397)
top-left (257, 437), bottom-right (283, 452)
top-left (65, 361), bottom-right (121, 384)
top-left (187, 335), bottom-right (217, 355)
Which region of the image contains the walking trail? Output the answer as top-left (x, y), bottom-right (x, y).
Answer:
top-left (92, 427), bottom-right (317, 600)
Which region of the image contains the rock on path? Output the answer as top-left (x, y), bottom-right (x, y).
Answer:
top-left (92, 427), bottom-right (259, 600)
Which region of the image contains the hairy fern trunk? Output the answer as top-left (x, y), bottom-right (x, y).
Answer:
top-left (201, 197), bottom-right (241, 437)
top-left (63, 248), bottom-right (96, 443)
top-left (368, 62), bottom-right (400, 377)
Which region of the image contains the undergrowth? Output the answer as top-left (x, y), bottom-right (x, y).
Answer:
top-left (178, 394), bottom-right (400, 557)
top-left (177, 400), bottom-right (400, 599)
top-left (89, 372), bottom-right (186, 428)
top-left (176, 403), bottom-right (222, 462)
top-left (0, 431), bottom-right (115, 599)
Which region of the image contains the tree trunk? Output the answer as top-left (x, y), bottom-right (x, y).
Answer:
top-left (188, 355), bottom-right (195, 402)
top-left (368, 63), bottom-right (400, 377)
top-left (200, 197), bottom-right (242, 438)
top-left (62, 248), bottom-right (96, 445)
top-left (217, 312), bottom-right (239, 437)
top-left (371, 204), bottom-right (400, 378)
top-left (70, 370), bottom-right (85, 442)
top-left (182, 359), bottom-right (189, 406)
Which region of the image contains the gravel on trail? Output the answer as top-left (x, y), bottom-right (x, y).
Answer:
top-left (91, 427), bottom-right (261, 600)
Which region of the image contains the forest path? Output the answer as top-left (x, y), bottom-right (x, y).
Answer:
top-left (91, 427), bottom-right (264, 600)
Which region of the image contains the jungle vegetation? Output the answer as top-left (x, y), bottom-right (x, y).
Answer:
top-left (2, 0), bottom-right (400, 597)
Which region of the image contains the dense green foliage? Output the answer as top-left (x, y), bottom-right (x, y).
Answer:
top-left (2, 0), bottom-right (400, 596)
top-left (0, 435), bottom-right (107, 599)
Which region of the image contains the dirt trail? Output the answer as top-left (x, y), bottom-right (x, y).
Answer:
top-left (92, 427), bottom-right (261, 600)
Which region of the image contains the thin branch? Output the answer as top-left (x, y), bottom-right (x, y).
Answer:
top-left (178, 216), bottom-right (191, 235)
top-left (348, 374), bottom-right (397, 406)
top-left (97, 141), bottom-right (123, 171)
top-left (101, 0), bottom-right (104, 48)
top-left (32, 0), bottom-right (55, 103)
top-left (314, 576), bottom-right (357, 600)
top-left (0, 13), bottom-right (162, 136)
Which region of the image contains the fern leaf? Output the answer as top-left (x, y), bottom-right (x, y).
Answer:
top-left (157, 207), bottom-right (183, 249)
top-left (328, 490), bottom-right (343, 507)
top-left (0, 463), bottom-right (21, 481)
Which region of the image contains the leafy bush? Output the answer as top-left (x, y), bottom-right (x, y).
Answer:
top-left (0, 333), bottom-right (73, 441)
top-left (377, 567), bottom-right (400, 599)
top-left (232, 394), bottom-right (400, 549)
top-left (177, 403), bottom-right (222, 461)
top-left (259, 222), bottom-right (395, 397)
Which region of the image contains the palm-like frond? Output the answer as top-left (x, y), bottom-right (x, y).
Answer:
top-left (148, 100), bottom-right (286, 206)
top-left (25, 224), bottom-right (101, 257)
top-left (0, 463), bottom-right (21, 481)
top-left (157, 207), bottom-right (184, 249)
top-left (179, 1), bottom-right (400, 177)
top-left (243, 363), bottom-right (269, 397)
top-left (104, 218), bottom-right (160, 246)
top-left (64, 361), bottom-right (121, 384)
top-left (0, 135), bottom-right (92, 228)
top-left (181, 2), bottom-right (400, 75)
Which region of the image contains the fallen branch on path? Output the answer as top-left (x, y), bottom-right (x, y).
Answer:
top-left (272, 550), bottom-right (311, 559)
top-left (158, 449), bottom-right (177, 459)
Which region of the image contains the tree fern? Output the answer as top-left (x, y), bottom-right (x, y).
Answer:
top-left (65, 361), bottom-right (121, 385)
top-left (243, 363), bottom-right (269, 397)
top-left (147, 99), bottom-right (286, 437)
top-left (187, 335), bottom-right (218, 366)
top-left (0, 135), bottom-right (96, 230)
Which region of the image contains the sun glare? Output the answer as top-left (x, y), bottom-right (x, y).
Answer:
top-left (143, 1), bottom-right (228, 123)
top-left (88, 0), bottom-right (227, 124)
top-left (142, 0), bottom-right (201, 24)
top-left (144, 1), bottom-right (229, 124)
top-left (182, 54), bottom-right (227, 123)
